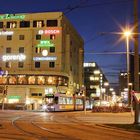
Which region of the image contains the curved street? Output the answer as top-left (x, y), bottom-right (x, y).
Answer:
top-left (0, 110), bottom-right (139, 140)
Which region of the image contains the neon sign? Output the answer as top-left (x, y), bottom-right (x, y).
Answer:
top-left (38, 29), bottom-right (60, 35)
top-left (0, 31), bottom-right (14, 36)
top-left (33, 57), bottom-right (57, 61)
top-left (0, 14), bottom-right (25, 20)
top-left (37, 40), bottom-right (54, 48)
top-left (2, 54), bottom-right (26, 61)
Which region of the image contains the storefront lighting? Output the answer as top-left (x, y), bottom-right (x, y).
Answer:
top-left (38, 29), bottom-right (60, 35)
top-left (2, 54), bottom-right (26, 61)
top-left (33, 56), bottom-right (57, 61)
top-left (0, 31), bottom-right (14, 35)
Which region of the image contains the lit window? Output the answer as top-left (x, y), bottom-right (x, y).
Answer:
top-left (18, 75), bottom-right (27, 84)
top-left (33, 20), bottom-right (44, 27)
top-left (50, 34), bottom-right (55, 40)
top-left (37, 76), bottom-right (45, 85)
top-left (9, 76), bottom-right (17, 84)
top-left (7, 21), bottom-right (17, 28)
top-left (35, 47), bottom-right (41, 53)
top-left (28, 76), bottom-right (36, 84)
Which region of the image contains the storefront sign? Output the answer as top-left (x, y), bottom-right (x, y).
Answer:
top-left (37, 40), bottom-right (54, 48)
top-left (0, 31), bottom-right (14, 36)
top-left (0, 14), bottom-right (25, 20)
top-left (33, 56), bottom-right (57, 61)
top-left (38, 29), bottom-right (60, 35)
top-left (2, 54), bottom-right (26, 61)
top-left (8, 95), bottom-right (21, 99)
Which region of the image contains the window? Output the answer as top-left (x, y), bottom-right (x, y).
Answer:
top-left (5, 62), bottom-right (11, 68)
top-left (20, 21), bottom-right (30, 28)
top-left (0, 22), bottom-right (3, 28)
top-left (49, 62), bottom-right (55, 68)
top-left (18, 62), bottom-right (24, 68)
top-left (6, 47), bottom-right (11, 53)
top-left (35, 62), bottom-right (40, 68)
top-left (7, 35), bottom-right (12, 40)
top-left (33, 20), bottom-right (44, 27)
top-left (19, 47), bottom-right (24, 53)
top-left (7, 22), bottom-right (17, 28)
top-left (50, 47), bottom-right (55, 53)
top-left (50, 34), bottom-right (55, 40)
top-left (47, 20), bottom-right (58, 27)
top-left (35, 47), bottom-right (41, 53)
top-left (36, 34), bottom-right (41, 40)
top-left (19, 35), bottom-right (24, 40)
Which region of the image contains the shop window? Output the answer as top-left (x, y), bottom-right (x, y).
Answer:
top-left (18, 62), bottom-right (24, 68)
top-left (20, 21), bottom-right (30, 28)
top-left (36, 34), bottom-right (41, 40)
top-left (50, 47), bottom-right (55, 53)
top-left (0, 22), bottom-right (3, 28)
top-left (49, 62), bottom-right (55, 68)
top-left (6, 47), bottom-right (11, 53)
top-left (19, 35), bottom-right (25, 40)
top-left (28, 76), bottom-right (36, 84)
top-left (0, 77), bottom-right (7, 84)
top-left (7, 35), bottom-right (12, 40)
top-left (50, 34), bottom-right (55, 40)
top-left (18, 75), bottom-right (27, 84)
top-left (35, 61), bottom-right (40, 68)
top-left (5, 62), bottom-right (11, 68)
top-left (37, 76), bottom-right (45, 85)
top-left (33, 20), bottom-right (44, 27)
top-left (9, 76), bottom-right (17, 84)
top-left (47, 20), bottom-right (58, 27)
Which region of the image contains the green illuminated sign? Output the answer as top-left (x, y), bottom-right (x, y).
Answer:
top-left (0, 14), bottom-right (25, 20)
top-left (37, 40), bottom-right (54, 48)
top-left (8, 95), bottom-right (21, 99)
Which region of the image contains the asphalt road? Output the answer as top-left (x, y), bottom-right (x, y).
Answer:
top-left (0, 110), bottom-right (139, 140)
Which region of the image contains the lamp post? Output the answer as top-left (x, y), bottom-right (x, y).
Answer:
top-left (123, 30), bottom-right (131, 105)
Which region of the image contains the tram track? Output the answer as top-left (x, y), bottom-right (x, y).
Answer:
top-left (11, 113), bottom-right (77, 140)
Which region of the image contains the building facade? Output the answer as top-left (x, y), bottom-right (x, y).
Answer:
top-left (0, 12), bottom-right (84, 110)
top-left (84, 62), bottom-right (109, 101)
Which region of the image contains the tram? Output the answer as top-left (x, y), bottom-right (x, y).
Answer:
top-left (42, 93), bottom-right (84, 111)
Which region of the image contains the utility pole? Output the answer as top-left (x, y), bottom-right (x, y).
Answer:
top-left (133, 0), bottom-right (140, 124)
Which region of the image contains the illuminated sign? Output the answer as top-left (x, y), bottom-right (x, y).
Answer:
top-left (8, 96), bottom-right (21, 99)
top-left (37, 40), bottom-right (54, 48)
top-left (2, 54), bottom-right (26, 61)
top-left (0, 31), bottom-right (14, 35)
top-left (42, 50), bottom-right (48, 56)
top-left (0, 14), bottom-right (25, 20)
top-left (33, 57), bottom-right (57, 61)
top-left (84, 63), bottom-right (96, 67)
top-left (38, 29), bottom-right (60, 35)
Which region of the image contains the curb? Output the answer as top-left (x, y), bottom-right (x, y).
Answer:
top-left (95, 124), bottom-right (140, 134)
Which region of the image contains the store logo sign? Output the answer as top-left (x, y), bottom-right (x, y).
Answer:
top-left (2, 54), bottom-right (26, 61)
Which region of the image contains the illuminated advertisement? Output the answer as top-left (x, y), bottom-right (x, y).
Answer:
top-left (33, 57), bottom-right (57, 61)
top-left (2, 54), bottom-right (26, 61)
top-left (38, 28), bottom-right (61, 35)
top-left (0, 31), bottom-right (14, 36)
top-left (0, 14), bottom-right (25, 20)
top-left (37, 40), bottom-right (54, 48)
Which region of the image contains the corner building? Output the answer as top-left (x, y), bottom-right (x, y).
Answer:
top-left (0, 12), bottom-right (84, 110)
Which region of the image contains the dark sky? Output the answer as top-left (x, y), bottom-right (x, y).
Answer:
top-left (0, 0), bottom-right (139, 86)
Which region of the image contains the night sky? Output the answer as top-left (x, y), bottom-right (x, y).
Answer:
top-left (0, 0), bottom-right (139, 87)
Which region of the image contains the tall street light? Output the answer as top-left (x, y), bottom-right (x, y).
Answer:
top-left (123, 30), bottom-right (132, 105)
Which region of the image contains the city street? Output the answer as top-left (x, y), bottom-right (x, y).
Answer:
top-left (0, 110), bottom-right (139, 140)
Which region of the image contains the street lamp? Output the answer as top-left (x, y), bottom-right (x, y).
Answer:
top-left (123, 30), bottom-right (132, 105)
